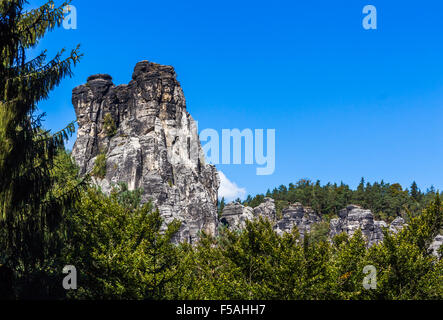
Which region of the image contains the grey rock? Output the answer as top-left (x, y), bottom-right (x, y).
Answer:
top-left (253, 197), bottom-right (276, 222)
top-left (389, 216), bottom-right (406, 234)
top-left (72, 61), bottom-right (219, 243)
top-left (429, 234), bottom-right (443, 258)
top-left (275, 202), bottom-right (322, 237)
top-left (329, 205), bottom-right (386, 246)
top-left (220, 202), bottom-right (254, 230)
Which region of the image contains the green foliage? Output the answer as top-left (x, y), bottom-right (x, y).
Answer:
top-left (0, 0), bottom-right (82, 298)
top-left (217, 197), bottom-right (225, 218)
top-left (91, 152), bottom-right (107, 179)
top-left (173, 198), bottom-right (443, 300)
top-left (244, 179), bottom-right (438, 221)
top-left (111, 182), bottom-right (143, 210)
top-left (103, 113), bottom-right (117, 137)
top-left (309, 221), bottom-right (330, 244)
top-left (65, 187), bottom-right (181, 299)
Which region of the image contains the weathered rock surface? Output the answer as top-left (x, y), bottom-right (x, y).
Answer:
top-left (275, 203), bottom-right (322, 237)
top-left (329, 205), bottom-right (386, 246)
top-left (389, 216), bottom-right (406, 234)
top-left (221, 199), bottom-right (438, 252)
top-left (429, 235), bottom-right (443, 258)
top-left (220, 202), bottom-right (254, 230)
top-left (221, 199), bottom-right (322, 238)
top-left (72, 61), bottom-right (219, 243)
top-left (253, 197), bottom-right (276, 221)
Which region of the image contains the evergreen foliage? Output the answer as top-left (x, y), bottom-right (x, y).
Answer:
top-left (244, 179), bottom-right (437, 221)
top-left (103, 113), bottom-right (116, 137)
top-left (0, 0), bottom-right (82, 298)
top-left (91, 152), bottom-right (106, 179)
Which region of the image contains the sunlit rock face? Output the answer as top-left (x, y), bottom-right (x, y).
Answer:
top-left (220, 198), bottom-right (277, 231)
top-left (329, 205), bottom-right (409, 247)
top-left (71, 61), bottom-right (219, 243)
top-left (430, 235), bottom-right (443, 258)
top-left (253, 197), bottom-right (277, 222)
top-left (274, 203), bottom-right (322, 238)
top-left (220, 202), bottom-right (254, 230)
top-left (329, 205), bottom-right (385, 246)
top-left (221, 199), bottom-right (322, 238)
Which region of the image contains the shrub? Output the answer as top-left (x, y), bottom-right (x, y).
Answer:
top-left (92, 152), bottom-right (107, 179)
top-left (103, 113), bottom-right (117, 137)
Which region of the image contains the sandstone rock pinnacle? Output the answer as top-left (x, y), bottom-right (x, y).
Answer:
top-left (72, 61), bottom-right (219, 243)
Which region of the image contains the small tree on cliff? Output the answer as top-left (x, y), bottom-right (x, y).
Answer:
top-left (0, 0), bottom-right (81, 298)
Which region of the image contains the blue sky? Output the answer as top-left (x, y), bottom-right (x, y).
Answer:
top-left (30, 0), bottom-right (443, 200)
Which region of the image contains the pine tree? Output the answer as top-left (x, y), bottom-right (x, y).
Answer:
top-left (410, 181), bottom-right (421, 201)
top-left (0, 0), bottom-right (81, 298)
top-left (218, 197), bottom-right (225, 217)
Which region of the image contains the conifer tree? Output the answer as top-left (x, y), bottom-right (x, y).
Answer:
top-left (0, 0), bottom-right (81, 297)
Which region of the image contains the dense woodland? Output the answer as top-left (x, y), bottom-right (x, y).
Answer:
top-left (0, 1), bottom-right (442, 300)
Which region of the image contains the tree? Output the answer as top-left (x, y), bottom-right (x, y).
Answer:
top-left (218, 197), bottom-right (225, 218)
top-left (0, 0), bottom-right (81, 298)
top-left (410, 181), bottom-right (421, 202)
top-left (65, 187), bottom-right (181, 299)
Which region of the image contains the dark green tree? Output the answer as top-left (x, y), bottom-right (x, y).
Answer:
top-left (0, 0), bottom-right (81, 298)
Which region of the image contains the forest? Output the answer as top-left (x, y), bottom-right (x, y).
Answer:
top-left (0, 1), bottom-right (442, 300)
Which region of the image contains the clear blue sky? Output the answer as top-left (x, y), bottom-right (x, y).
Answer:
top-left (30, 0), bottom-right (443, 200)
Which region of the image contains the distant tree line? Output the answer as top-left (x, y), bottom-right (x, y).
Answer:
top-left (242, 178), bottom-right (438, 222)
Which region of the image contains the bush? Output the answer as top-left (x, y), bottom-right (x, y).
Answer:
top-left (103, 113), bottom-right (117, 137)
top-left (92, 152), bottom-right (107, 179)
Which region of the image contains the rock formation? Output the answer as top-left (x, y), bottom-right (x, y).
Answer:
top-left (389, 216), bottom-right (406, 234)
top-left (430, 235), bottom-right (443, 258)
top-left (71, 61), bottom-right (219, 243)
top-left (329, 205), bottom-right (410, 246)
top-left (221, 199), bottom-right (323, 238)
top-left (220, 202), bottom-right (254, 230)
top-left (220, 198), bottom-right (277, 230)
top-left (329, 205), bottom-right (386, 246)
top-left (252, 197), bottom-right (277, 221)
top-left (274, 203), bottom-right (322, 237)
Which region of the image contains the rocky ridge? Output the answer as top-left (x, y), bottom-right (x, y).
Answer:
top-left (221, 199), bottom-right (442, 255)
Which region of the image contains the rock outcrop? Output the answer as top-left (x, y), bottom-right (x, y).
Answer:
top-left (220, 199), bottom-right (441, 253)
top-left (253, 197), bottom-right (276, 221)
top-left (274, 203), bottom-right (322, 237)
top-left (389, 216), bottom-right (406, 234)
top-left (72, 61), bottom-right (219, 243)
top-left (220, 198), bottom-right (277, 230)
top-left (220, 202), bottom-right (254, 230)
top-left (329, 205), bottom-right (386, 246)
top-left (221, 199), bottom-right (323, 238)
top-left (429, 235), bottom-right (443, 258)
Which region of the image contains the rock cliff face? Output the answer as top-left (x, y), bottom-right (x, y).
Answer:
top-left (221, 199), bottom-right (322, 238)
top-left (274, 203), bottom-right (322, 237)
top-left (430, 235), bottom-right (443, 258)
top-left (220, 198), bottom-right (277, 230)
top-left (220, 203), bottom-right (254, 230)
top-left (71, 61), bottom-right (219, 243)
top-left (253, 197), bottom-right (277, 222)
top-left (329, 205), bottom-right (386, 246)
